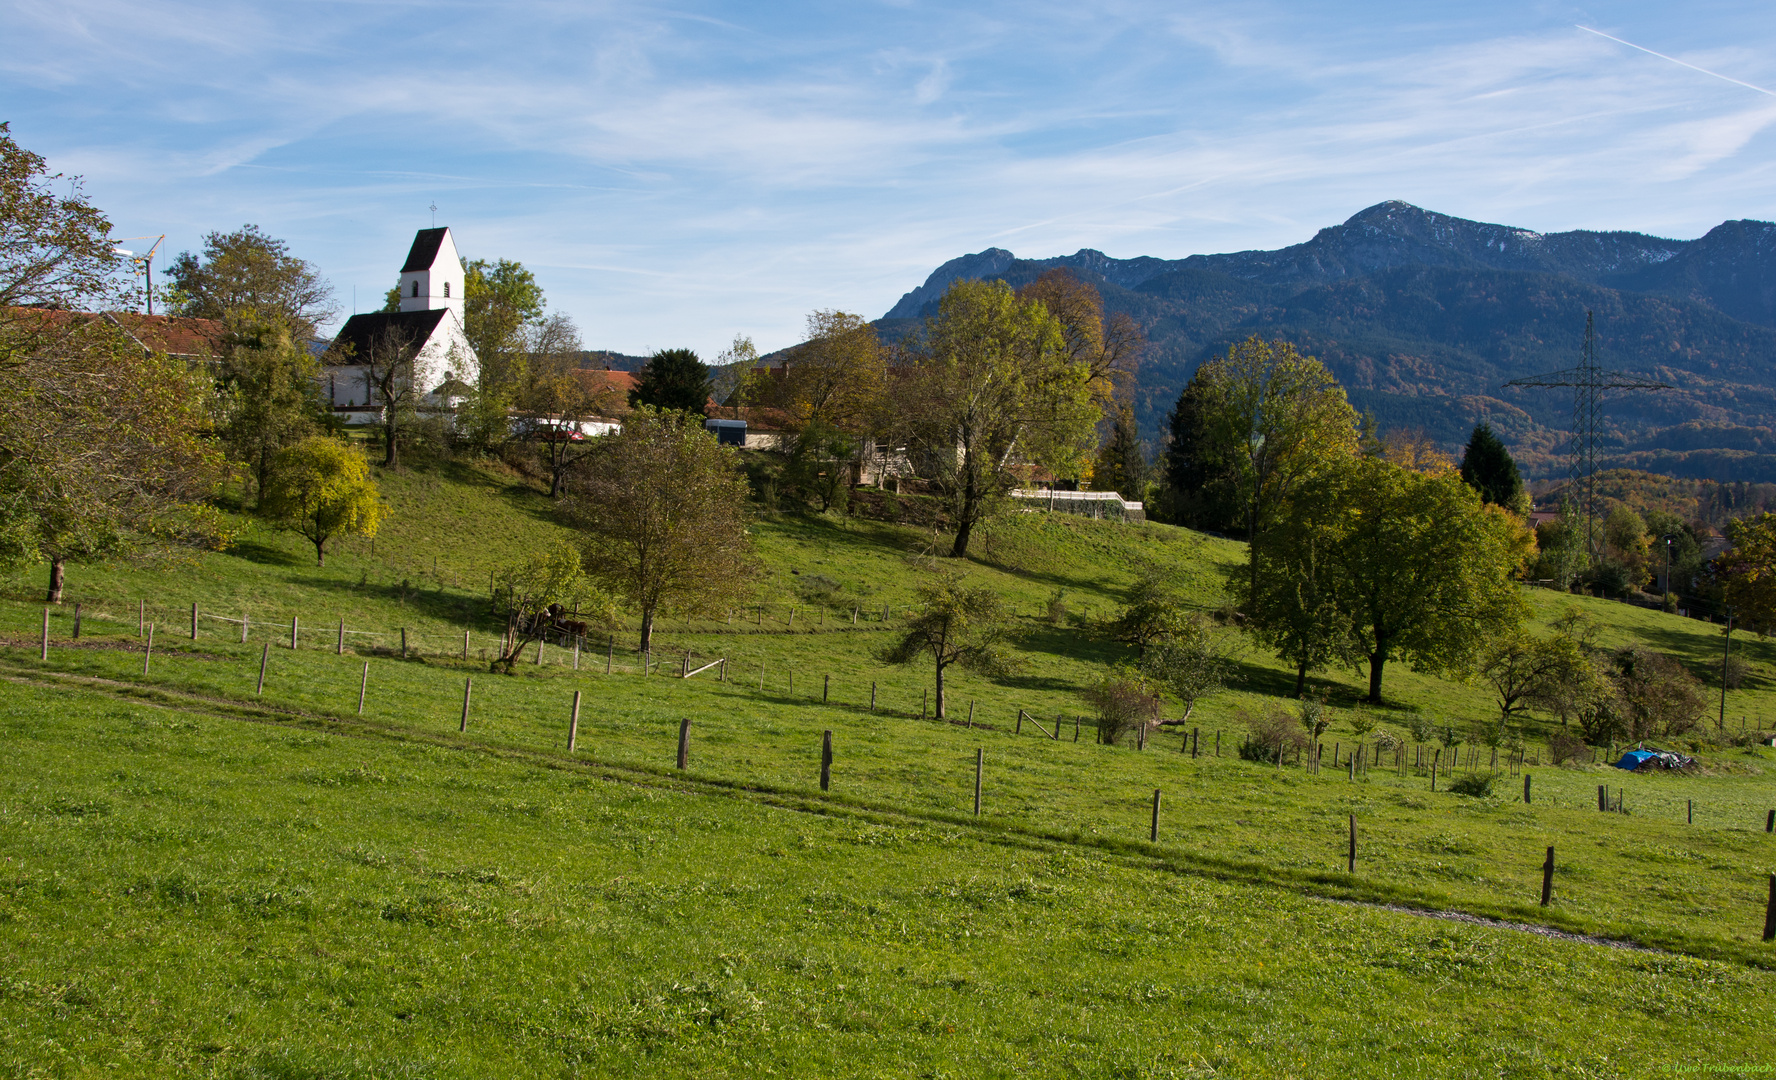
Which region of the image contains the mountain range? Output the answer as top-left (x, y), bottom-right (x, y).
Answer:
top-left (878, 202), bottom-right (1776, 481)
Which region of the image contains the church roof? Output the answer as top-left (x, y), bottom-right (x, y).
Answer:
top-left (327, 309), bottom-right (448, 363)
top-left (401, 227), bottom-right (450, 273)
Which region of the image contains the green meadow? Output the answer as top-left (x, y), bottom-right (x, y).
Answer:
top-left (4, 456), bottom-right (1776, 1076)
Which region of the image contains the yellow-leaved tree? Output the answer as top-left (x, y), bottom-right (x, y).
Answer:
top-left (261, 437), bottom-right (384, 566)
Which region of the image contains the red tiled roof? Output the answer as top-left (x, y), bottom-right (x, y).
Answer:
top-left (3, 308), bottom-right (223, 358)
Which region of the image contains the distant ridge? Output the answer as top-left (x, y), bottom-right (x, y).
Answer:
top-left (881, 203), bottom-right (1776, 482)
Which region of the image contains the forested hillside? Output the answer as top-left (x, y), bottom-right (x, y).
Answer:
top-left (880, 202), bottom-right (1776, 480)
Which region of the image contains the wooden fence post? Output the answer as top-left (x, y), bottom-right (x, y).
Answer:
top-left (256, 641), bottom-right (267, 694)
top-left (967, 701), bottom-right (974, 729)
top-left (824, 674), bottom-right (830, 703)
top-left (1074, 716), bottom-right (1081, 742)
top-left (922, 688), bottom-right (928, 718)
top-left (820, 730), bottom-right (832, 791)
top-left (73, 602), bottom-right (82, 640)
top-left (1597, 785), bottom-right (1607, 812)
top-left (1767, 809), bottom-right (1774, 833)
top-left (1150, 789), bottom-right (1161, 842)
top-left (190, 602), bottom-right (198, 640)
top-left (337, 618), bottom-right (345, 655)
top-left (39, 608), bottom-right (48, 661)
top-left (358, 661), bottom-right (369, 715)
top-left (574, 637), bottom-right (580, 671)
top-left (1687, 798), bottom-right (1693, 824)
top-left (1192, 727), bottom-right (1200, 758)
top-left (1348, 814), bottom-right (1357, 873)
top-left (1430, 761), bottom-right (1437, 791)
top-left (1523, 774), bottom-right (1531, 803)
top-left (870, 682), bottom-right (877, 713)
top-left (463, 630), bottom-right (470, 661)
top-left (239, 612), bottom-right (248, 644)
top-left (460, 677), bottom-right (472, 732)
top-left (1764, 874), bottom-right (1776, 943)
top-left (1541, 846), bottom-right (1555, 906)
top-left (143, 624), bottom-right (154, 675)
top-left (568, 691), bottom-right (581, 753)
top-left (1216, 730), bottom-right (1221, 756)
top-left (290, 616), bottom-right (298, 650)
top-left (138, 599), bottom-right (144, 637)
top-left (676, 719), bottom-right (691, 770)
top-left (974, 748), bottom-right (982, 816)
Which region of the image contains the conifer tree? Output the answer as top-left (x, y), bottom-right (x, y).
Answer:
top-left (1459, 423), bottom-right (1525, 510)
top-left (630, 348), bottom-right (711, 416)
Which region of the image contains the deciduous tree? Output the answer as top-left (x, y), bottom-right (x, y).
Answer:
top-left (881, 569), bottom-right (1018, 719)
top-left (168, 225), bottom-right (334, 341)
top-left (260, 437), bottom-right (384, 566)
top-left (895, 279), bottom-right (1098, 557)
top-left (560, 408), bottom-right (757, 650)
top-left (0, 130), bottom-right (227, 601)
top-left (1716, 512), bottom-right (1776, 631)
top-left (487, 540), bottom-right (599, 674)
top-left (0, 123), bottom-right (126, 368)
top-left (1140, 613), bottom-right (1239, 724)
top-left (1254, 455), bottom-right (1530, 704)
top-left (214, 324), bottom-right (330, 505)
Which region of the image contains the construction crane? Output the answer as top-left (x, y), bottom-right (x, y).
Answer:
top-left (112, 235), bottom-right (165, 315)
top-left (1503, 311), bottom-right (1670, 561)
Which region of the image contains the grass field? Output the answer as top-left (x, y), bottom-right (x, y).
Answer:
top-left (4, 456), bottom-right (1776, 1076)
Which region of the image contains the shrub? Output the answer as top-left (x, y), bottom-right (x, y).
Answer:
top-left (1404, 713), bottom-right (1437, 742)
top-left (1085, 674), bottom-right (1160, 747)
top-left (1371, 728), bottom-right (1402, 754)
top-left (1448, 774), bottom-right (1494, 798)
top-left (1239, 706), bottom-right (1307, 764)
top-left (1724, 654), bottom-right (1750, 690)
top-left (1044, 589), bottom-right (1069, 626)
top-left (1548, 732), bottom-right (1589, 766)
top-left (1347, 712), bottom-right (1377, 739)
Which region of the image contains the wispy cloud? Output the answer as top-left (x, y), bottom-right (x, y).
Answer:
top-left (8, 0), bottom-right (1776, 353)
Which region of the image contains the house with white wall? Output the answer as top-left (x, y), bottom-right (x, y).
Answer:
top-left (323, 227), bottom-right (478, 423)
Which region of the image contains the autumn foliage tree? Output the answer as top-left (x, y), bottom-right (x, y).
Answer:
top-left (260, 437), bottom-right (385, 567)
top-left (1716, 512), bottom-right (1776, 632)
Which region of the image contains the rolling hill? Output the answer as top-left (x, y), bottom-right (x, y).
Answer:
top-left (879, 202), bottom-right (1776, 481)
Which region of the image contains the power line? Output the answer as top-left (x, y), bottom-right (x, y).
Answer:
top-left (1503, 311), bottom-right (1670, 560)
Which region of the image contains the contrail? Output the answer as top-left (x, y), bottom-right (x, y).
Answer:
top-left (1577, 25), bottom-right (1776, 97)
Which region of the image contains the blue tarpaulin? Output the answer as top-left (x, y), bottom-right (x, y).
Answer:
top-left (1612, 747), bottom-right (1695, 770)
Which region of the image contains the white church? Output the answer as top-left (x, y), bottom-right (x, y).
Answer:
top-left (323, 227), bottom-right (479, 423)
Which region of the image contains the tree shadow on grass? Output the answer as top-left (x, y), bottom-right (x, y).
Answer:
top-left (225, 540), bottom-right (305, 567)
top-left (292, 576), bottom-right (498, 631)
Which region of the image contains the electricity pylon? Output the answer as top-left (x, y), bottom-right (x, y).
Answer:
top-left (1503, 311), bottom-right (1670, 561)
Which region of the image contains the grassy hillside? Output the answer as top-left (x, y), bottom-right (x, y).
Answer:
top-left (5, 457), bottom-right (1776, 1074)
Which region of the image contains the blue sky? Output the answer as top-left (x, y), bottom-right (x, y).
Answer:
top-left (6, 0), bottom-right (1776, 354)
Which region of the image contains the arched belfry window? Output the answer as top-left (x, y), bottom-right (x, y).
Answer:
top-left (411, 281), bottom-right (420, 298)
top-left (443, 282), bottom-right (450, 298)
